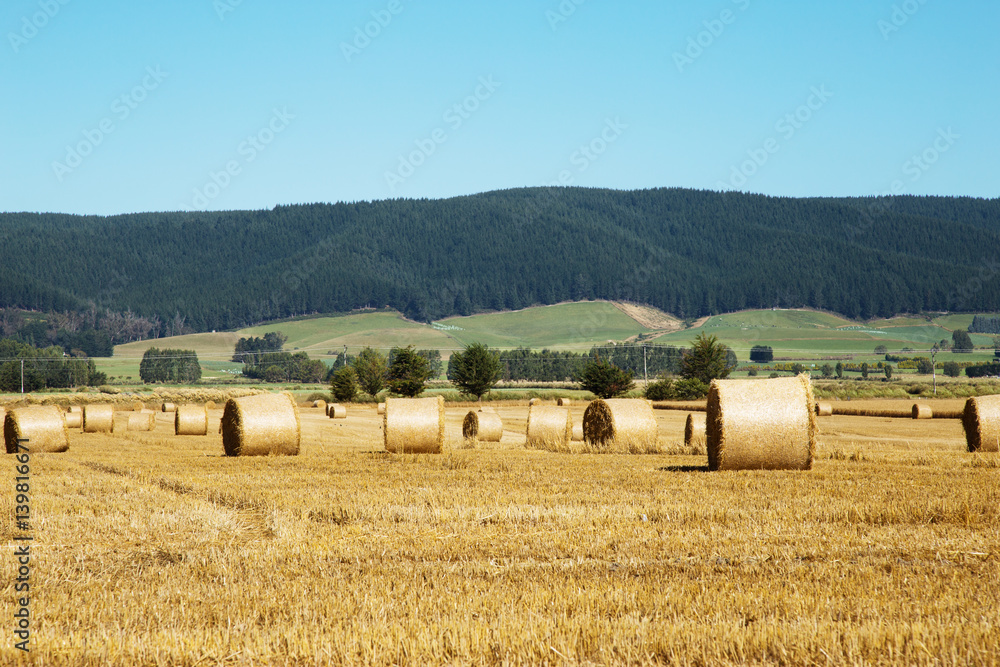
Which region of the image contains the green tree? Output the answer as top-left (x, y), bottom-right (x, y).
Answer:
top-left (578, 358), bottom-right (634, 398)
top-left (874, 344), bottom-right (887, 354)
top-left (942, 361), bottom-right (961, 378)
top-left (352, 347), bottom-right (388, 397)
top-left (953, 329), bottom-right (974, 353)
top-left (820, 363), bottom-right (833, 378)
top-left (835, 362), bottom-right (844, 379)
top-left (680, 334), bottom-right (734, 384)
top-left (916, 358), bottom-right (934, 374)
top-left (139, 348), bottom-right (201, 383)
top-left (263, 365), bottom-right (285, 383)
top-left (749, 345), bottom-right (773, 363)
top-left (861, 362), bottom-right (869, 379)
top-left (883, 363), bottom-right (893, 380)
top-left (387, 346), bottom-right (431, 397)
top-left (330, 366), bottom-right (358, 402)
top-left (791, 363), bottom-right (806, 375)
top-left (449, 342), bottom-right (502, 400)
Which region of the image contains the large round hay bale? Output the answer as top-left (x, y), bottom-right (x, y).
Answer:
top-left (64, 412), bottom-right (82, 429)
top-left (706, 375), bottom-right (816, 471)
top-left (127, 412), bottom-right (155, 432)
top-left (161, 402), bottom-right (177, 413)
top-left (313, 399), bottom-right (327, 410)
top-left (132, 401), bottom-right (146, 412)
top-left (328, 404), bottom-right (347, 419)
top-left (221, 393), bottom-right (300, 457)
top-left (526, 405), bottom-right (572, 449)
top-left (377, 402), bottom-right (386, 415)
top-left (685, 412), bottom-right (707, 449)
top-left (571, 421), bottom-right (584, 442)
top-left (384, 396), bottom-right (445, 454)
top-left (912, 403), bottom-right (932, 420)
top-left (557, 398), bottom-right (572, 406)
top-left (82, 404), bottom-right (114, 433)
top-left (816, 402), bottom-right (833, 417)
top-left (67, 405), bottom-right (82, 414)
top-left (175, 405), bottom-right (208, 436)
top-left (582, 399), bottom-right (658, 451)
top-left (5, 406), bottom-right (69, 454)
top-left (962, 395), bottom-right (1000, 453)
top-left (463, 410), bottom-right (503, 442)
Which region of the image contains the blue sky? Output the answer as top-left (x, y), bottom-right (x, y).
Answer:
top-left (1, 0), bottom-right (997, 215)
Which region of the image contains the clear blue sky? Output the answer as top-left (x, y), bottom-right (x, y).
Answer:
top-left (2, 0), bottom-right (997, 215)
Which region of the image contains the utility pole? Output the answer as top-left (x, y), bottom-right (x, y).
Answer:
top-left (931, 345), bottom-right (938, 396)
top-left (20, 359), bottom-right (24, 394)
top-left (643, 345), bottom-right (648, 385)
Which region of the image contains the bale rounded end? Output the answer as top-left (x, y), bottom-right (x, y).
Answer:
top-left (963, 396), bottom-right (1000, 453)
top-left (5, 406), bottom-right (69, 454)
top-left (463, 410), bottom-right (503, 442)
top-left (175, 405), bottom-right (209, 436)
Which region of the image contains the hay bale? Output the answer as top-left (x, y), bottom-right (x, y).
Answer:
top-left (175, 405), bottom-right (208, 436)
top-left (205, 401), bottom-right (217, 411)
top-left (571, 421), bottom-right (584, 442)
top-left (328, 404), bottom-right (347, 419)
top-left (221, 393), bottom-right (300, 457)
top-left (127, 412), bottom-right (155, 432)
top-left (4, 406), bottom-right (69, 453)
top-left (82, 404), bottom-right (114, 433)
top-left (462, 410), bottom-right (503, 442)
top-left (132, 401), bottom-right (146, 411)
top-left (161, 402), bottom-right (177, 413)
top-left (706, 375), bottom-right (816, 471)
top-left (526, 405), bottom-right (572, 449)
top-left (377, 402), bottom-right (386, 415)
top-left (384, 396), bottom-right (445, 454)
top-left (912, 403), bottom-right (933, 420)
top-left (528, 398), bottom-right (540, 406)
top-left (557, 398), bottom-right (572, 406)
top-left (962, 396), bottom-right (1000, 453)
top-left (64, 412), bottom-right (82, 429)
top-left (816, 402), bottom-right (833, 417)
top-left (67, 405), bottom-right (82, 414)
top-left (313, 399), bottom-right (327, 410)
top-left (582, 399), bottom-right (658, 451)
top-left (685, 412), bottom-right (707, 449)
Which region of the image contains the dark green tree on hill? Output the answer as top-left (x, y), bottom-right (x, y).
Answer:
top-left (139, 348), bottom-right (201, 384)
top-left (578, 358), bottom-right (634, 398)
top-left (449, 343), bottom-right (502, 400)
top-left (352, 347), bottom-right (388, 397)
top-left (952, 329), bottom-right (974, 353)
top-left (387, 346), bottom-right (431, 397)
top-left (680, 334), bottom-right (735, 384)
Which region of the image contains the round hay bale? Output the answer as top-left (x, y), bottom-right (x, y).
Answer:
top-left (557, 398), bottom-right (572, 406)
top-left (82, 404), bottom-right (114, 433)
top-left (132, 401), bottom-right (146, 412)
top-left (67, 405), bottom-right (82, 414)
top-left (685, 412), bottom-right (707, 449)
top-left (528, 398), bottom-right (540, 406)
top-left (5, 406), bottom-right (69, 453)
top-left (706, 375), bottom-right (816, 471)
top-left (175, 405), bottom-right (208, 436)
top-left (526, 405), bottom-right (572, 449)
top-left (161, 402), bottom-right (177, 413)
top-left (221, 393), bottom-right (300, 457)
top-left (377, 402), bottom-right (386, 415)
top-left (462, 410), bottom-right (503, 442)
top-left (582, 399), bottom-right (658, 451)
top-left (328, 404), bottom-right (347, 419)
top-left (912, 403), bottom-right (933, 420)
top-left (962, 395), bottom-right (1000, 453)
top-left (64, 412), bottom-right (82, 429)
top-left (384, 396), bottom-right (445, 454)
top-left (571, 421), bottom-right (584, 442)
top-left (205, 401), bottom-right (217, 411)
top-left (816, 402), bottom-right (833, 417)
top-left (313, 399), bottom-right (327, 410)
top-left (127, 412), bottom-right (155, 432)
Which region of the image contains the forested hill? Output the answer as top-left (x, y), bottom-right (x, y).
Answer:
top-left (2, 188), bottom-right (999, 332)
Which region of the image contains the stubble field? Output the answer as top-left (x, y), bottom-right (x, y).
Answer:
top-left (2, 400), bottom-right (998, 666)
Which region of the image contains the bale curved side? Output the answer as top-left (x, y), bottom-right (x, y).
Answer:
top-left (384, 396), bottom-right (445, 454)
top-left (706, 375), bottom-right (815, 471)
top-left (175, 405), bottom-right (208, 436)
top-left (816, 402), bottom-right (833, 417)
top-left (685, 412), bottom-right (707, 449)
top-left (221, 393), bottom-right (300, 457)
top-left (5, 407), bottom-right (69, 453)
top-left (526, 405), bottom-right (572, 450)
top-left (557, 398), bottom-right (572, 406)
top-left (127, 412), bottom-right (155, 432)
top-left (463, 410), bottom-right (503, 442)
top-left (328, 404), bottom-right (347, 419)
top-left (161, 402), bottom-right (177, 413)
top-left (377, 403), bottom-right (386, 415)
top-left (82, 404), bottom-right (114, 433)
top-left (64, 412), bottom-right (82, 429)
top-left (582, 399), bottom-right (658, 452)
top-left (912, 403), bottom-right (933, 420)
top-left (963, 396), bottom-right (1000, 453)
top-left (571, 421), bottom-right (584, 442)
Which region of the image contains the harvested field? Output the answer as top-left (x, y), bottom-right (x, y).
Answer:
top-left (0, 399), bottom-right (997, 665)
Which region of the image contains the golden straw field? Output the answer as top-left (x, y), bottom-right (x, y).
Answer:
top-left (2, 399), bottom-right (999, 666)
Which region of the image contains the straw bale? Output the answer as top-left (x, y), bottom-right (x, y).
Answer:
top-left (377, 402), bottom-right (386, 415)
top-left (161, 402), bottom-right (177, 413)
top-left (685, 412), bottom-right (707, 449)
top-left (528, 398), bottom-right (540, 406)
top-left (462, 410), bottom-right (503, 442)
top-left (5, 406), bottom-right (69, 453)
top-left (816, 402), bottom-right (833, 417)
top-left (67, 406), bottom-right (82, 414)
top-left (64, 412), bottom-right (82, 429)
top-left (175, 405), bottom-right (208, 436)
top-left (127, 412), bottom-right (155, 432)
top-left (526, 405), bottom-right (572, 450)
top-left (912, 403), bottom-right (933, 420)
top-left (132, 401), bottom-right (146, 411)
top-left (328, 404), bottom-right (347, 419)
top-left (221, 393), bottom-right (300, 457)
top-left (82, 404), bottom-right (114, 433)
top-left (313, 400), bottom-right (327, 410)
top-left (962, 395), bottom-right (1000, 453)
top-left (557, 398), bottom-right (572, 406)
top-left (572, 421), bottom-right (584, 442)
top-left (383, 396), bottom-right (444, 454)
top-left (205, 401), bottom-right (217, 411)
top-left (706, 375), bottom-right (815, 471)
top-left (582, 399), bottom-right (658, 451)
